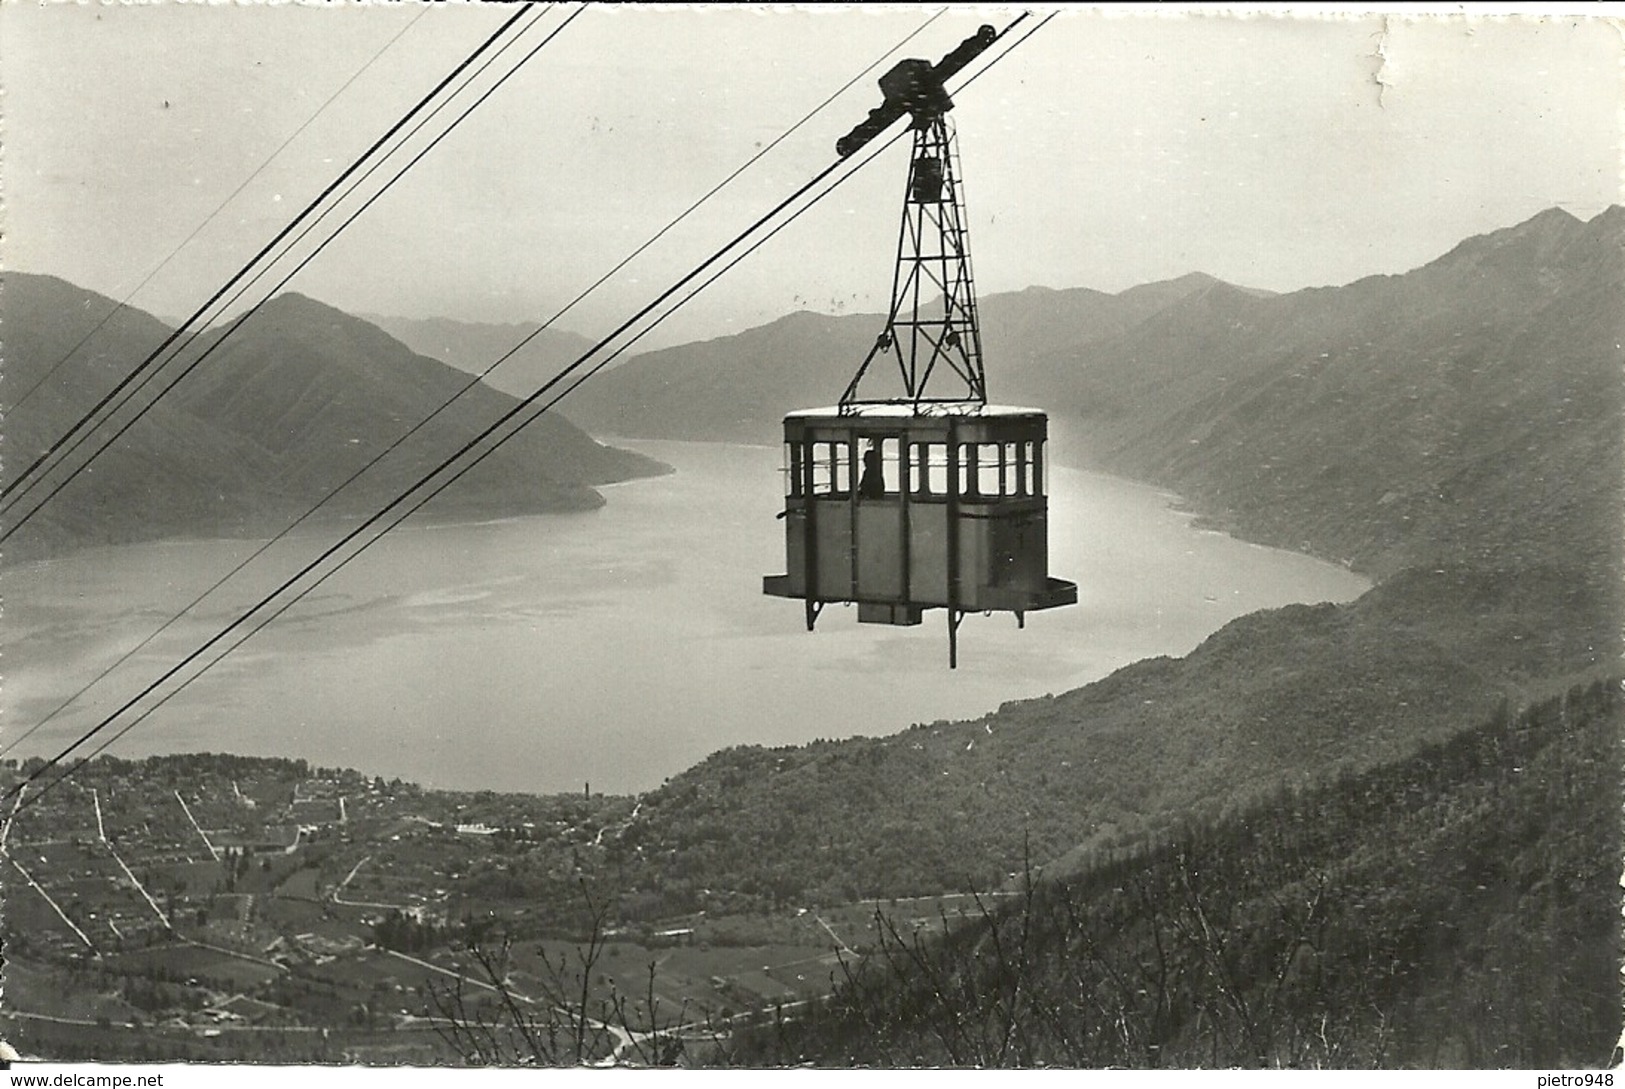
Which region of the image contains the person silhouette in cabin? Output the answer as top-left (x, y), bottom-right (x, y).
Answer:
top-left (859, 445), bottom-right (886, 499)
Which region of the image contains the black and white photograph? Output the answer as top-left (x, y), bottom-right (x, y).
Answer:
top-left (0, 0), bottom-right (1619, 1073)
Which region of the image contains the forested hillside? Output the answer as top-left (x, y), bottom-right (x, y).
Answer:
top-left (545, 205), bottom-right (1623, 926)
top-left (1055, 206), bottom-right (1625, 580)
top-left (722, 680), bottom-right (1621, 1068)
top-left (585, 562), bottom-right (1613, 912)
top-left (572, 207), bottom-right (1622, 1067)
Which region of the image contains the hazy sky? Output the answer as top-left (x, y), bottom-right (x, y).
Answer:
top-left (4, 3), bottom-right (1621, 347)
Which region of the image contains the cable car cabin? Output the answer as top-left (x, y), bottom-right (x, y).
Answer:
top-left (762, 405), bottom-right (1077, 664)
top-left (764, 26), bottom-right (1077, 665)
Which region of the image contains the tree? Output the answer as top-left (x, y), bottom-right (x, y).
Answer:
top-left (428, 883), bottom-right (719, 1067)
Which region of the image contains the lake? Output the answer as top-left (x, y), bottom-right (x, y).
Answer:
top-left (2, 439), bottom-right (1369, 795)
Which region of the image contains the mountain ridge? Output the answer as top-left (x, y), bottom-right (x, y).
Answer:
top-left (559, 272), bottom-right (1237, 443)
top-left (1, 275), bottom-right (666, 560)
top-left (545, 204), bottom-right (1621, 921)
top-left (557, 204), bottom-right (1621, 583)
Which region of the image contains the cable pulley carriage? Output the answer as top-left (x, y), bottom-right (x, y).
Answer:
top-left (764, 25), bottom-right (1077, 667)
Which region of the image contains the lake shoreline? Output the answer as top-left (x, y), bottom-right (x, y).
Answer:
top-left (5, 440), bottom-right (1370, 796)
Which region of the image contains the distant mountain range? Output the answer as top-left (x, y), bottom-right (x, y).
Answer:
top-left (554, 280), bottom-right (1252, 447)
top-left (1, 275), bottom-right (664, 559)
top-left (555, 270), bottom-right (1280, 444)
top-left (564, 206), bottom-right (1624, 584)
top-left (1042, 206), bottom-right (1625, 582)
top-left (11, 204), bottom-right (1615, 590)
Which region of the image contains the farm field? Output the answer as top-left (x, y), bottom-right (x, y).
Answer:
top-left (104, 944), bottom-right (284, 990)
top-left (1, 958), bottom-right (139, 1023)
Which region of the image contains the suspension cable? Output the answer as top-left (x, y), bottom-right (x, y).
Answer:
top-left (6, 147), bottom-right (851, 811)
top-left (502, 14), bottom-right (1057, 483)
top-left (5, 7), bottom-right (431, 417)
top-left (1, 7), bottom-right (948, 763)
top-left (0, 3), bottom-right (558, 530)
top-left (5, 11), bottom-right (1051, 818)
top-left (16, 140), bottom-right (888, 813)
top-left (0, 4), bottom-right (535, 508)
top-left (0, 4), bottom-right (578, 544)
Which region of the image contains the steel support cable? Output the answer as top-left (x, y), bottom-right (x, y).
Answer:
top-left (0, 7), bottom-right (947, 762)
top-left (10, 12), bottom-right (1047, 813)
top-left (0, 3), bottom-right (558, 532)
top-left (0, 2), bottom-right (556, 538)
top-left (23, 136), bottom-right (901, 811)
top-left (510, 137), bottom-right (915, 452)
top-left (0, 3), bottom-right (578, 545)
top-left (502, 15), bottom-right (1053, 480)
top-left (7, 3), bottom-right (934, 535)
top-left (5, 7), bottom-right (432, 417)
top-left (444, 7), bottom-right (950, 385)
top-left (0, 4), bottom-right (535, 508)
top-left (4, 11), bottom-right (1048, 815)
top-left (3, 150), bottom-right (849, 812)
